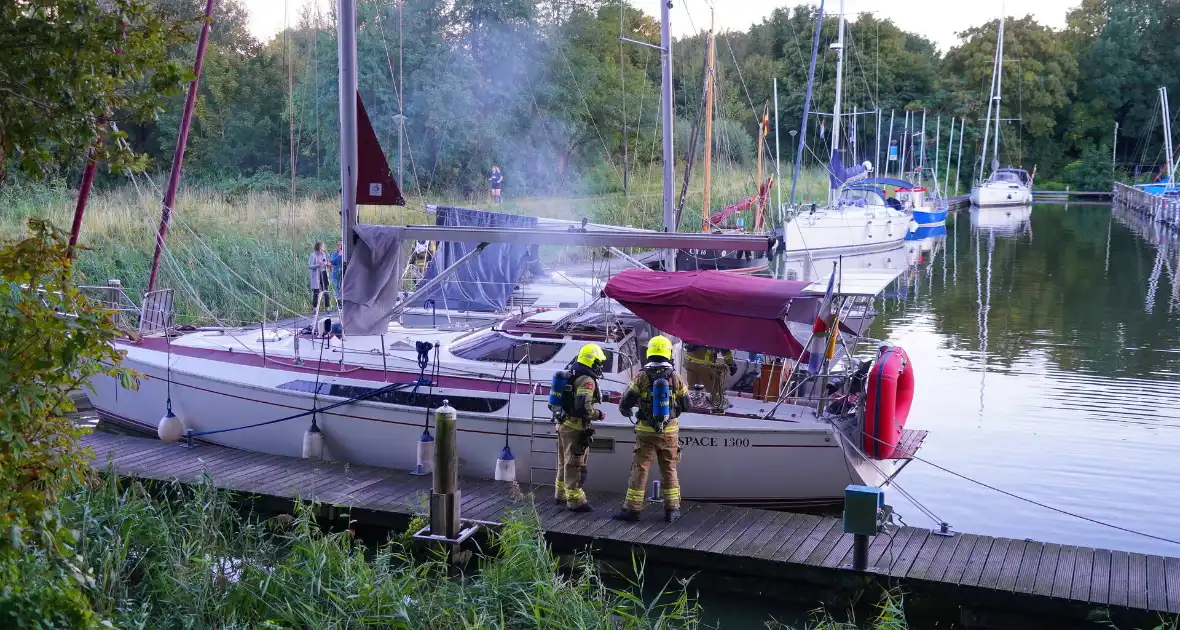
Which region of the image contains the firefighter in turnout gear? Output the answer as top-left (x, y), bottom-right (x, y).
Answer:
top-left (554, 343), bottom-right (607, 512)
top-left (612, 335), bottom-right (690, 523)
top-left (685, 345), bottom-right (734, 410)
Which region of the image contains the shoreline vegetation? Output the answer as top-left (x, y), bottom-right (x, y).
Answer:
top-left (65, 470), bottom-right (913, 630)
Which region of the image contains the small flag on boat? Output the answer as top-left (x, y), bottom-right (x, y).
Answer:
top-left (849, 116), bottom-right (856, 148)
top-left (806, 266), bottom-right (837, 374)
top-left (819, 119), bottom-right (826, 139)
top-left (762, 105), bottom-right (770, 137)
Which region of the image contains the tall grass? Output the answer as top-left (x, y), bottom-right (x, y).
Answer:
top-left (0, 164), bottom-right (832, 324)
top-left (68, 473), bottom-right (704, 629)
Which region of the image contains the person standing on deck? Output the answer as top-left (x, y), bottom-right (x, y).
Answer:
top-left (488, 166), bottom-right (503, 204)
top-left (685, 345), bottom-right (735, 409)
top-left (554, 343), bottom-right (607, 513)
top-left (329, 241), bottom-right (343, 302)
top-left (613, 335), bottom-right (690, 523)
top-left (308, 242), bottom-right (331, 311)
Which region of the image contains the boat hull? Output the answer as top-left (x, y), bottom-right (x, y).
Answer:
top-left (970, 183), bottom-right (1032, 207)
top-left (88, 343), bottom-right (902, 509)
top-left (911, 207), bottom-right (948, 226)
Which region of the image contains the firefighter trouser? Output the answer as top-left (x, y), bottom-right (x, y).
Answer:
top-left (555, 424), bottom-right (589, 508)
top-left (623, 430), bottom-right (681, 511)
top-left (686, 361), bottom-right (726, 403)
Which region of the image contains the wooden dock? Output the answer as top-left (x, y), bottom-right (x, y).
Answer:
top-left (83, 432), bottom-right (1179, 628)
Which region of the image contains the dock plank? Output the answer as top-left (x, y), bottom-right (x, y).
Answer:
top-left (1070, 546), bottom-right (1094, 602)
top-left (782, 517), bottom-right (838, 564)
top-left (1146, 555), bottom-right (1167, 612)
top-left (873, 528), bottom-right (915, 573)
top-left (903, 533), bottom-right (947, 581)
top-left (888, 530), bottom-right (930, 578)
top-left (706, 508), bottom-right (764, 555)
top-left (715, 509), bottom-right (778, 556)
top-left (689, 507), bottom-right (753, 554)
top-left (804, 521), bottom-right (849, 567)
top-left (959, 536), bottom-right (995, 587)
top-left (1090, 548), bottom-right (1112, 605)
top-left (1128, 553), bottom-right (1149, 611)
top-left (916, 532), bottom-right (963, 582)
top-left (821, 527), bottom-right (858, 569)
top-left (1050, 546), bottom-right (1075, 599)
top-left (996, 540), bottom-right (1029, 593)
top-left (1109, 550), bottom-right (1130, 608)
top-left (756, 514), bottom-right (818, 561)
top-left (1030, 543), bottom-right (1059, 597)
top-left (1013, 542), bottom-right (1043, 594)
top-left (1164, 556), bottom-right (1180, 613)
top-left (975, 537), bottom-right (1012, 589)
top-left (729, 512), bottom-right (795, 559)
top-left (648, 503), bottom-right (720, 548)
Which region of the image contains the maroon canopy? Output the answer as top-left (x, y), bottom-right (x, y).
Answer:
top-left (604, 269), bottom-right (810, 358)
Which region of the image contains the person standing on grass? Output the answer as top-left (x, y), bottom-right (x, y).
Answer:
top-left (329, 240), bottom-right (343, 301)
top-left (308, 241), bottom-right (331, 311)
top-left (488, 166), bottom-right (503, 204)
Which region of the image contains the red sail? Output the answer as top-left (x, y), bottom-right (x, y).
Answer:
top-left (356, 92), bottom-right (405, 206)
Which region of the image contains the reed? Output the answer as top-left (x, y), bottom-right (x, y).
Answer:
top-left (0, 165), bottom-right (832, 324)
top-left (66, 472), bottom-right (704, 629)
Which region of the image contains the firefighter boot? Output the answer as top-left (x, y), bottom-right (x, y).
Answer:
top-left (611, 508), bottom-right (641, 521)
top-left (665, 508), bottom-right (681, 523)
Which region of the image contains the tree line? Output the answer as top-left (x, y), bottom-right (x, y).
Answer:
top-left (5, 0), bottom-right (1180, 198)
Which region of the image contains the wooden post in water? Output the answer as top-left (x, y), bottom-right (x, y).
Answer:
top-left (431, 401), bottom-right (460, 540)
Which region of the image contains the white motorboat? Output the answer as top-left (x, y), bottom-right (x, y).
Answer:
top-left (970, 167), bottom-right (1034, 207)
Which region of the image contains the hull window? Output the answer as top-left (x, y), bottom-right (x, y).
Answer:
top-left (277, 380), bottom-right (509, 414)
top-left (450, 331), bottom-right (563, 364)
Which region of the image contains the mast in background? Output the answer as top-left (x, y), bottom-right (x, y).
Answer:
top-left (703, 24), bottom-right (715, 230)
top-left (339, 0), bottom-right (358, 268)
top-left (660, 0), bottom-right (675, 269)
top-left (146, 0), bottom-right (217, 293)
top-left (788, 0), bottom-right (825, 207)
top-left (828, 0), bottom-right (846, 204)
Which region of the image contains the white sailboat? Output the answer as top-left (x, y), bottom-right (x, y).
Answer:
top-left (970, 10), bottom-right (1033, 208)
top-left (779, 0), bottom-right (910, 263)
top-left (85, 0), bottom-right (927, 509)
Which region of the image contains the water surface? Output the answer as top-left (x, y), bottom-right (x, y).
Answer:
top-left (877, 203), bottom-right (1180, 557)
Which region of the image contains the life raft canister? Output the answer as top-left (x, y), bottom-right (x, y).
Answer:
top-left (864, 346), bottom-right (915, 459)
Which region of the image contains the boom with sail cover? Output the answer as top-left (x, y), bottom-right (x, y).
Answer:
top-left (604, 269), bottom-right (809, 358)
top-left (408, 206), bottom-right (538, 312)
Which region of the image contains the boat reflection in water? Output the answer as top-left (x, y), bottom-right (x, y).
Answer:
top-left (970, 204), bottom-right (1032, 236)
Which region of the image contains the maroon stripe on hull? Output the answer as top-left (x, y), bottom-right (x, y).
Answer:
top-left (133, 336), bottom-right (561, 396)
top-left (98, 372), bottom-right (836, 449)
top-left (126, 337), bottom-right (802, 421)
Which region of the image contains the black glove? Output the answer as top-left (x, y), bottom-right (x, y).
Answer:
top-left (729, 363), bottom-right (737, 376)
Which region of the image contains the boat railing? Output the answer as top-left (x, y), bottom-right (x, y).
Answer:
top-left (79, 280), bottom-right (144, 333)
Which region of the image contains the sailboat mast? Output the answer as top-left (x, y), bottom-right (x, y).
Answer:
top-left (660, 0), bottom-right (675, 268)
top-left (774, 77), bottom-right (782, 227)
top-left (1162, 86), bottom-right (1176, 183)
top-left (977, 19), bottom-right (1000, 182)
top-left (703, 28), bottom-right (715, 229)
top-left (339, 0), bottom-right (358, 268)
top-left (788, 0), bottom-right (825, 207)
top-left (830, 0), bottom-right (846, 179)
top-left (146, 0), bottom-right (217, 293)
top-left (992, 14), bottom-right (1004, 168)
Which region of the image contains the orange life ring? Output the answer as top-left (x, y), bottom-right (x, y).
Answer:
top-left (864, 346), bottom-right (915, 459)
